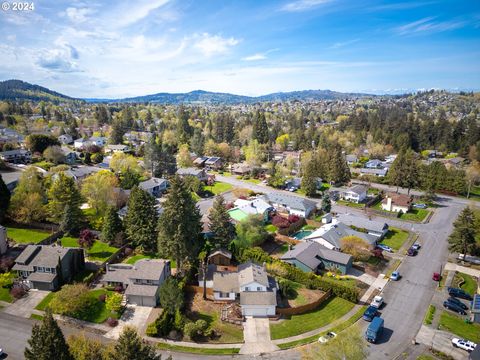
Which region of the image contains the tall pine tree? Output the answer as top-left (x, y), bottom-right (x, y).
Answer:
top-left (25, 309), bottom-right (73, 360)
top-left (158, 175), bottom-right (202, 272)
top-left (448, 207), bottom-right (477, 259)
top-left (208, 195), bottom-right (235, 249)
top-left (47, 172), bottom-right (84, 224)
top-left (102, 206), bottom-right (123, 244)
top-left (111, 326), bottom-right (162, 360)
top-left (301, 158), bottom-right (317, 197)
top-left (328, 144), bottom-right (351, 185)
top-left (252, 110), bottom-right (269, 144)
top-left (124, 187), bottom-right (158, 251)
top-left (0, 174), bottom-right (10, 222)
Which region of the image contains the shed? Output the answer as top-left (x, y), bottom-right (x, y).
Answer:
top-left (209, 249), bottom-right (232, 266)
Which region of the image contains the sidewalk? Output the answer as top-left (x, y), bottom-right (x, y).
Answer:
top-left (444, 262), bottom-right (480, 278)
top-left (416, 325), bottom-right (466, 360)
top-left (359, 274), bottom-right (389, 303)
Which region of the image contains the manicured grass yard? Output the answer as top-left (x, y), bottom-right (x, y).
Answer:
top-left (207, 182), bottom-right (233, 195)
top-left (398, 208), bottom-right (429, 222)
top-left (245, 178), bottom-right (261, 185)
top-left (82, 207), bottom-right (104, 230)
top-left (270, 296), bottom-right (355, 340)
top-left (35, 291), bottom-right (56, 311)
top-left (439, 311), bottom-right (480, 343)
top-left (156, 343), bottom-right (239, 355)
top-left (453, 272), bottom-right (478, 295)
top-left (61, 237), bottom-right (118, 262)
top-left (124, 254), bottom-right (156, 264)
top-left (337, 200), bottom-right (365, 209)
top-left (0, 272), bottom-right (14, 303)
top-left (6, 226), bottom-right (50, 244)
top-left (379, 227), bottom-right (410, 251)
top-left (190, 311), bottom-right (244, 343)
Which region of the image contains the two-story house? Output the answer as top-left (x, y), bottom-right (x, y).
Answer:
top-left (139, 177), bottom-right (169, 198)
top-left (12, 245), bottom-right (85, 291)
top-left (101, 259), bottom-right (171, 307)
top-left (0, 149), bottom-right (32, 164)
top-left (342, 185), bottom-right (367, 203)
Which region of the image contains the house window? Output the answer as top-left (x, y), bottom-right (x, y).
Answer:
top-left (245, 287), bottom-right (250, 291)
top-left (257, 287), bottom-right (262, 291)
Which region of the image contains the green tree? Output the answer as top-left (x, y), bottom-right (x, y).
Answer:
top-left (208, 195), bottom-right (235, 249)
top-left (109, 119), bottom-right (125, 145)
top-left (143, 136), bottom-right (162, 176)
top-left (60, 204), bottom-right (82, 236)
top-left (252, 110), bottom-right (269, 144)
top-left (234, 215), bottom-right (269, 249)
top-left (81, 170), bottom-right (119, 215)
top-left (110, 326), bottom-right (161, 360)
top-left (301, 158), bottom-right (317, 197)
top-left (387, 149), bottom-right (419, 194)
top-left (25, 134), bottom-right (60, 154)
top-left (43, 146), bottom-right (65, 164)
top-left (49, 284), bottom-right (95, 318)
top-left (159, 277), bottom-right (184, 315)
top-left (190, 127), bottom-right (205, 156)
top-left (0, 174), bottom-right (10, 222)
top-left (67, 333), bottom-right (111, 360)
top-left (119, 168), bottom-right (140, 190)
top-left (327, 144), bottom-right (351, 184)
top-left (47, 172), bottom-right (84, 224)
top-left (157, 175), bottom-right (202, 272)
top-left (25, 309), bottom-right (73, 360)
top-left (448, 207), bottom-right (477, 259)
top-left (267, 161), bottom-right (286, 188)
top-left (9, 167), bottom-right (46, 223)
top-left (105, 292), bottom-right (123, 313)
top-left (321, 194), bottom-right (331, 213)
top-left (177, 144), bottom-right (193, 168)
top-left (124, 187), bottom-right (158, 251)
top-left (102, 206), bottom-right (123, 244)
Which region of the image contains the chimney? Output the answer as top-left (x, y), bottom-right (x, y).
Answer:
top-left (387, 197), bottom-right (392, 211)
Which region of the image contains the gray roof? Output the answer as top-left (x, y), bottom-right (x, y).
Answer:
top-left (306, 222), bottom-right (377, 249)
top-left (238, 262), bottom-right (269, 287)
top-left (139, 177), bottom-right (168, 190)
top-left (27, 272), bottom-right (57, 283)
top-left (346, 154), bottom-right (358, 162)
top-left (176, 167), bottom-right (205, 176)
top-left (240, 291), bottom-right (277, 306)
top-left (209, 249), bottom-right (232, 260)
top-left (261, 193), bottom-right (317, 212)
top-left (336, 214), bottom-right (389, 233)
top-left (63, 166), bottom-right (102, 179)
top-left (14, 245), bottom-right (74, 271)
top-left (360, 168), bottom-right (388, 176)
top-left (281, 241), bottom-right (352, 268)
top-left (346, 185), bottom-right (367, 196)
top-left (103, 259), bottom-right (169, 283)
top-left (213, 272), bottom-right (239, 293)
top-left (125, 284), bottom-right (158, 297)
top-left (205, 157), bottom-right (222, 165)
top-left (0, 149), bottom-right (30, 156)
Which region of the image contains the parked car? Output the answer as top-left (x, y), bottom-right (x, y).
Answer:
top-left (407, 248), bottom-right (417, 256)
top-left (413, 203), bottom-right (427, 209)
top-left (443, 300), bottom-right (467, 315)
top-left (377, 244), bottom-right (393, 253)
top-left (390, 271), bottom-right (400, 281)
top-left (411, 243), bottom-right (421, 251)
top-left (457, 254), bottom-right (480, 265)
top-left (371, 295), bottom-right (384, 309)
top-left (365, 317), bottom-right (384, 343)
top-left (448, 287), bottom-right (474, 301)
top-left (452, 338), bottom-right (477, 352)
top-left (318, 332), bottom-right (337, 343)
top-left (363, 306), bottom-right (379, 321)
top-left (288, 186), bottom-right (298, 192)
top-left (447, 297), bottom-right (468, 310)
top-left (432, 272), bottom-right (441, 281)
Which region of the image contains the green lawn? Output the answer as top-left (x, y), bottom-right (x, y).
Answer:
top-left (0, 272), bottom-right (14, 303)
top-left (189, 310), bottom-right (243, 343)
top-left (123, 254), bottom-right (156, 264)
top-left (245, 178), bottom-right (261, 185)
top-left (398, 208), bottom-right (429, 222)
top-left (379, 227), bottom-right (410, 251)
top-left (156, 343), bottom-right (239, 355)
top-left (33, 160), bottom-right (54, 170)
top-left (453, 272), bottom-right (477, 295)
top-left (35, 291), bottom-right (56, 311)
top-left (270, 296), bottom-right (355, 340)
top-left (82, 207), bottom-right (104, 230)
top-left (6, 226), bottom-right (50, 244)
top-left (61, 237), bottom-right (118, 262)
top-left (207, 182), bottom-right (234, 195)
top-left (191, 192), bottom-right (201, 202)
top-left (30, 314), bottom-right (44, 321)
top-left (423, 305), bottom-right (436, 325)
top-left (416, 355), bottom-right (436, 360)
top-left (337, 200), bottom-right (365, 209)
top-left (439, 311), bottom-right (480, 343)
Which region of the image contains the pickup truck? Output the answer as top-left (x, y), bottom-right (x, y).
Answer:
top-left (365, 316), bottom-right (384, 343)
top-left (452, 338), bottom-right (477, 352)
top-left (371, 295), bottom-right (384, 309)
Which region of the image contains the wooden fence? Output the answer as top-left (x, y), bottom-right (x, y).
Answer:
top-left (277, 289), bottom-right (331, 316)
top-left (38, 231), bottom-right (64, 245)
top-left (185, 285), bottom-right (214, 297)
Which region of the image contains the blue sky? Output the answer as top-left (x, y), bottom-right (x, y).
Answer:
top-left (0, 0), bottom-right (479, 98)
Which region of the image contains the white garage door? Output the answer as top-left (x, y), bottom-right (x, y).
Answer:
top-left (243, 307), bottom-right (268, 317)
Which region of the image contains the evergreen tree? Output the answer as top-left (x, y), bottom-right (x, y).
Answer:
top-left (328, 144), bottom-right (351, 184)
top-left (208, 195), bottom-right (235, 249)
top-left (0, 174), bottom-right (10, 222)
top-left (252, 111), bottom-right (269, 144)
top-left (60, 204), bottom-right (82, 236)
top-left (144, 136), bottom-right (162, 177)
top-left (301, 158), bottom-right (317, 197)
top-left (111, 326), bottom-right (161, 360)
top-left (190, 127), bottom-right (205, 156)
top-left (387, 149), bottom-right (405, 192)
top-left (102, 206), bottom-right (123, 244)
top-left (321, 194), bottom-right (332, 213)
top-left (109, 119), bottom-right (125, 145)
top-left (158, 175), bottom-right (202, 272)
top-left (124, 187), bottom-right (158, 252)
top-left (25, 309), bottom-right (73, 360)
top-left (387, 149), bottom-right (419, 194)
top-left (448, 207), bottom-right (477, 259)
top-left (47, 173), bottom-right (84, 224)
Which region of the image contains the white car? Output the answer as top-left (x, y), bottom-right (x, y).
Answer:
top-left (318, 332), bottom-right (337, 343)
top-left (452, 338), bottom-right (477, 352)
top-left (370, 295), bottom-right (384, 309)
top-left (390, 271), bottom-right (400, 281)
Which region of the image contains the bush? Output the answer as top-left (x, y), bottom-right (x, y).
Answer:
top-left (278, 278), bottom-right (297, 298)
top-left (174, 308), bottom-right (185, 332)
top-left (287, 214), bottom-right (300, 223)
top-left (124, 247), bottom-right (134, 257)
top-left (49, 284), bottom-right (96, 318)
top-left (0, 256), bottom-right (15, 273)
top-left (114, 285), bottom-right (123, 293)
top-left (183, 322), bottom-right (198, 340)
top-left (78, 229), bottom-right (96, 249)
top-left (106, 317), bottom-right (118, 327)
top-left (10, 286), bottom-right (26, 299)
top-left (184, 319), bottom-right (210, 341)
top-left (272, 215), bottom-right (290, 229)
top-left (146, 322), bottom-right (159, 337)
top-left (98, 294), bottom-right (106, 302)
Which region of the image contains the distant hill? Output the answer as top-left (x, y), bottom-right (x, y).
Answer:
top-left (0, 79), bottom-right (79, 103)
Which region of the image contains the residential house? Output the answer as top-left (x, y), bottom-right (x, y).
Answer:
top-left (176, 167), bottom-right (208, 182)
top-left (0, 149), bottom-right (32, 164)
top-left (261, 193), bottom-right (317, 218)
top-left (205, 157), bottom-right (224, 170)
top-left (208, 249), bottom-right (232, 266)
top-left (0, 225), bottom-right (7, 255)
top-left (193, 156), bottom-right (209, 167)
top-left (360, 168), bottom-right (388, 177)
top-left (342, 185), bottom-right (367, 203)
top-left (61, 147), bottom-right (77, 165)
top-left (335, 214), bottom-right (389, 239)
top-left (139, 177), bottom-right (169, 198)
top-left (74, 138), bottom-right (88, 150)
top-left (62, 166), bottom-right (102, 182)
top-left (281, 241), bottom-right (353, 275)
top-left (105, 144), bottom-right (130, 154)
top-left (365, 159), bottom-right (383, 169)
top-left (231, 162), bottom-right (252, 176)
top-left (285, 177), bottom-right (301, 189)
top-left (305, 222), bottom-right (378, 251)
top-left (384, 154), bottom-right (397, 164)
top-left (345, 154), bottom-right (358, 165)
top-left (471, 294), bottom-right (480, 324)
top-left (13, 245), bottom-right (85, 291)
top-left (446, 157), bottom-right (465, 168)
top-left (88, 136), bottom-right (108, 147)
top-left (228, 198), bottom-right (274, 222)
top-left (321, 213), bottom-right (332, 224)
top-left (58, 134), bottom-right (73, 145)
top-left (101, 259), bottom-right (171, 307)
top-left (381, 193), bottom-right (412, 213)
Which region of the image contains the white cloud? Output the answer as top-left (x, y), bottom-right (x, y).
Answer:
top-left (242, 53), bottom-right (267, 61)
top-left (395, 17), bottom-right (467, 35)
top-left (63, 7), bottom-right (94, 23)
top-left (281, 0), bottom-right (332, 12)
top-left (113, 0), bottom-right (171, 28)
top-left (193, 33), bottom-right (240, 57)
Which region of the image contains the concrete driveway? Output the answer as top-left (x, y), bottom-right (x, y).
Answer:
top-left (104, 304), bottom-right (153, 339)
top-left (240, 317), bottom-right (279, 355)
top-left (3, 289), bottom-right (50, 318)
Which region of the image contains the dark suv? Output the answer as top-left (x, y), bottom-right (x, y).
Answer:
top-left (443, 300), bottom-right (467, 315)
top-left (447, 297), bottom-right (468, 310)
top-left (362, 305), bottom-right (379, 322)
top-left (448, 287), bottom-right (473, 301)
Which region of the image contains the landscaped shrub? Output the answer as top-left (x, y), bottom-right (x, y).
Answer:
top-left (114, 285), bottom-right (123, 293)
top-left (277, 278), bottom-right (297, 298)
top-left (174, 308), bottom-right (185, 332)
top-left (49, 284), bottom-right (96, 318)
top-left (10, 286), bottom-right (26, 299)
top-left (272, 215), bottom-right (290, 229)
top-left (106, 317), bottom-right (118, 327)
top-left (78, 229), bottom-right (96, 249)
top-left (183, 319), bottom-right (210, 341)
top-left (237, 247), bottom-right (273, 264)
top-left (146, 322), bottom-right (159, 337)
top-left (287, 214), bottom-right (300, 223)
top-left (124, 247), bottom-right (134, 257)
top-left (98, 294), bottom-right (106, 302)
top-left (0, 256), bottom-right (14, 273)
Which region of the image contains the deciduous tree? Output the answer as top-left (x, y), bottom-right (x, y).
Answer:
top-left (9, 167), bottom-right (46, 223)
top-left (81, 170), bottom-right (119, 215)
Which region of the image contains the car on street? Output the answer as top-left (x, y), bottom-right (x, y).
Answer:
top-left (448, 287), bottom-right (474, 301)
top-left (411, 243), bottom-right (421, 251)
top-left (413, 203), bottom-right (428, 209)
top-left (288, 186), bottom-right (298, 192)
top-left (377, 244), bottom-right (393, 253)
top-left (407, 248), bottom-right (417, 256)
top-left (390, 271), bottom-right (400, 281)
top-left (371, 295), bottom-right (384, 309)
top-left (443, 300), bottom-right (467, 315)
top-left (432, 272), bottom-right (441, 281)
top-left (363, 306), bottom-right (379, 321)
top-left (318, 332), bottom-right (337, 343)
top-left (452, 338), bottom-right (477, 352)
top-left (447, 297), bottom-right (468, 310)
